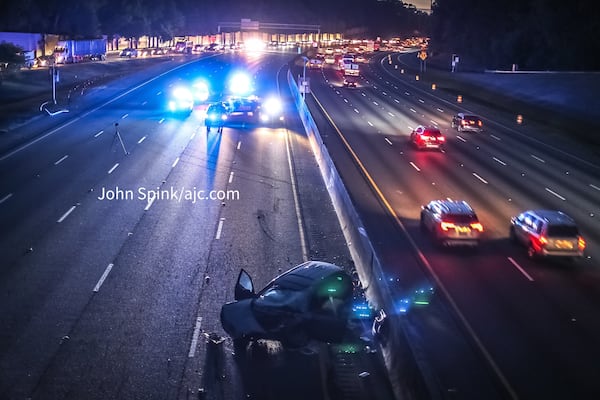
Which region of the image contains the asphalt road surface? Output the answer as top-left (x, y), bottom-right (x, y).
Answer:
top-left (301, 51), bottom-right (600, 399)
top-left (0, 51), bottom-right (393, 400)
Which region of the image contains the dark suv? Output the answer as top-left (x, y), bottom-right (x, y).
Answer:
top-left (205, 102), bottom-right (229, 133)
top-left (451, 113), bottom-right (483, 132)
top-left (510, 210), bottom-right (585, 259)
top-left (420, 200), bottom-right (483, 246)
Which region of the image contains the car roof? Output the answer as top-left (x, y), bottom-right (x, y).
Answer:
top-left (457, 113), bottom-right (480, 119)
top-left (264, 261), bottom-right (349, 292)
top-left (526, 210), bottom-right (576, 225)
top-left (417, 126), bottom-right (442, 134)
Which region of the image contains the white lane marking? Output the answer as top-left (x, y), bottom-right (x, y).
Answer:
top-left (228, 171), bottom-right (234, 184)
top-left (1, 63), bottom-right (195, 162)
top-left (190, 132), bottom-right (196, 140)
top-left (157, 91), bottom-right (162, 95)
top-left (367, 121), bottom-right (374, 127)
top-left (361, 92), bottom-right (366, 96)
top-left (159, 118), bottom-right (165, 124)
top-left (382, 91), bottom-right (387, 96)
top-left (410, 108), bottom-right (416, 113)
top-left (472, 173), bottom-right (488, 184)
top-left (188, 316), bottom-right (203, 357)
top-left (418, 99), bottom-right (425, 103)
top-left (108, 163), bottom-right (119, 174)
top-left (531, 155), bottom-right (546, 163)
top-left (141, 101), bottom-right (147, 106)
top-left (121, 113), bottom-right (129, 119)
top-left (388, 112), bottom-right (395, 117)
top-left (285, 131), bottom-right (309, 262)
top-left (335, 90), bottom-right (341, 95)
top-left (410, 162), bottom-right (421, 172)
top-left (0, 193), bottom-right (13, 205)
top-left (545, 187), bottom-right (566, 200)
top-left (394, 99), bottom-right (400, 103)
top-left (215, 218), bottom-right (225, 239)
top-left (93, 263), bottom-right (114, 292)
top-left (436, 108), bottom-right (444, 113)
top-left (493, 157), bottom-right (507, 166)
top-left (457, 136), bottom-right (467, 142)
top-left (144, 196), bottom-right (155, 211)
top-left (508, 257), bottom-right (534, 281)
top-left (344, 98), bottom-right (349, 103)
top-left (490, 134), bottom-right (501, 141)
top-left (94, 130), bottom-right (104, 138)
top-left (430, 120), bottom-right (439, 126)
top-left (354, 108), bottom-right (360, 113)
top-left (237, 141), bottom-right (242, 150)
top-left (385, 138), bottom-right (393, 146)
top-left (405, 92), bottom-right (410, 96)
top-left (590, 184), bottom-right (600, 191)
top-left (373, 101), bottom-right (379, 106)
top-left (54, 155), bottom-right (69, 165)
top-left (57, 205), bottom-right (76, 223)
top-left (137, 136), bottom-right (147, 144)
top-left (172, 157), bottom-right (180, 168)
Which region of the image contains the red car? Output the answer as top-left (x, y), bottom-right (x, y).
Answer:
top-left (410, 125), bottom-right (446, 150)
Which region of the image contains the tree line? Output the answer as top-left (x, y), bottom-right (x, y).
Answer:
top-left (431, 0), bottom-right (599, 70)
top-left (0, 0), bottom-right (428, 40)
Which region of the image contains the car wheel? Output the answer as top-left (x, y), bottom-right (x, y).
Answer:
top-left (509, 226), bottom-right (518, 243)
top-left (527, 244), bottom-right (538, 259)
top-left (419, 215), bottom-right (427, 232)
top-left (282, 331), bottom-right (309, 349)
top-left (435, 229), bottom-right (446, 247)
top-left (233, 337), bottom-right (250, 360)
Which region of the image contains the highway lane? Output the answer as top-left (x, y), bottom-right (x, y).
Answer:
top-left (303, 54), bottom-right (600, 398)
top-left (0, 51), bottom-right (369, 399)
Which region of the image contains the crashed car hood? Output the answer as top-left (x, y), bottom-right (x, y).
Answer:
top-left (220, 299), bottom-right (266, 339)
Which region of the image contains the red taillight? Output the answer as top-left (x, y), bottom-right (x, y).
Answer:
top-left (478, 120), bottom-right (483, 127)
top-left (578, 236), bottom-right (586, 251)
top-left (470, 222), bottom-right (483, 232)
top-left (438, 136), bottom-right (445, 142)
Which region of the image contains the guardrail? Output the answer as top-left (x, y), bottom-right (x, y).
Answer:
top-left (286, 69), bottom-right (433, 400)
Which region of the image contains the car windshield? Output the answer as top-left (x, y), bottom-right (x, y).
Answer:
top-left (547, 225), bottom-right (579, 236)
top-left (255, 286), bottom-right (306, 308)
top-left (208, 105), bottom-right (226, 113)
top-left (251, 286), bottom-right (307, 329)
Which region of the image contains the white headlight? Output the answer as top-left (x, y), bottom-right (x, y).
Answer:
top-left (263, 97), bottom-right (282, 116)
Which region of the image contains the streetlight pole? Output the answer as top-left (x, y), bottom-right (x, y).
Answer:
top-left (51, 63), bottom-right (57, 104)
top-left (301, 56), bottom-right (308, 101)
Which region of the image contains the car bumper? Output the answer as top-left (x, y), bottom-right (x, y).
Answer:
top-left (442, 238), bottom-right (480, 247)
top-left (540, 249), bottom-right (584, 257)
